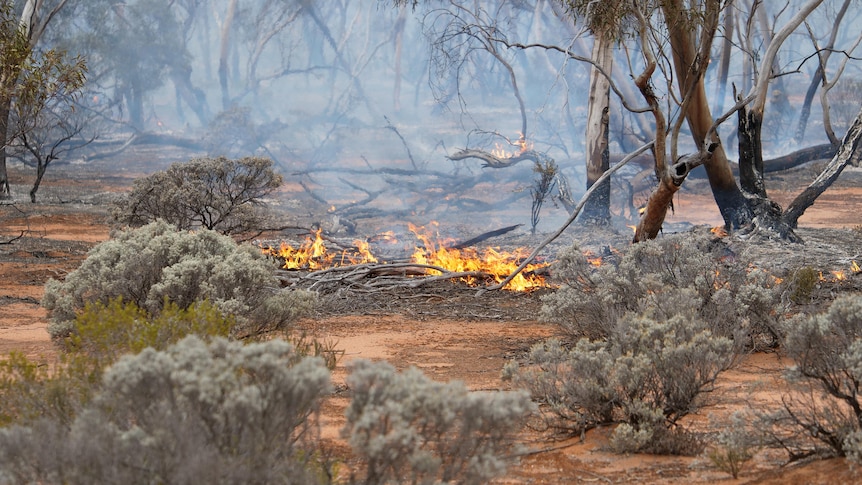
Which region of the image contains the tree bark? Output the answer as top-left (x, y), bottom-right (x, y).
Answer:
top-left (219, 0), bottom-right (238, 111)
top-left (737, 103), bottom-right (766, 197)
top-left (714, 2), bottom-right (735, 114)
top-left (663, 0), bottom-right (751, 229)
top-left (581, 30), bottom-right (613, 225)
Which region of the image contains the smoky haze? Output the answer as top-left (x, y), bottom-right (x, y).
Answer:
top-left (36, 0), bottom-right (862, 234)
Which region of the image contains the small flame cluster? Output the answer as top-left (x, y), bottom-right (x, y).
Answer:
top-left (262, 223), bottom-right (549, 291)
top-left (824, 260), bottom-right (861, 282)
top-left (266, 229), bottom-right (377, 270)
top-left (491, 133), bottom-right (534, 159)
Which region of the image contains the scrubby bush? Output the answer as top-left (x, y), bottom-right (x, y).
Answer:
top-left (112, 156), bottom-right (282, 237)
top-left (42, 220), bottom-right (315, 340)
top-left (505, 231), bottom-right (772, 454)
top-left (0, 336), bottom-right (334, 485)
top-left (758, 295), bottom-right (862, 461)
top-left (504, 313), bottom-right (733, 454)
top-left (705, 411), bottom-right (758, 479)
top-left (542, 230), bottom-right (782, 347)
top-left (344, 359), bottom-right (534, 484)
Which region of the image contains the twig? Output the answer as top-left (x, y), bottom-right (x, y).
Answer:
top-left (480, 141), bottom-right (655, 292)
top-left (384, 115), bottom-right (418, 170)
top-left (448, 148), bottom-right (546, 168)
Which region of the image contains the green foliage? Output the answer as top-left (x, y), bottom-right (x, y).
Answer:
top-left (0, 336), bottom-right (335, 484)
top-left (42, 220), bottom-right (314, 340)
top-left (112, 156), bottom-right (283, 237)
top-left (542, 230), bottom-right (782, 347)
top-left (758, 295), bottom-right (862, 460)
top-left (788, 266), bottom-right (819, 305)
top-left (64, 297), bottom-right (232, 363)
top-left (344, 359), bottom-right (535, 484)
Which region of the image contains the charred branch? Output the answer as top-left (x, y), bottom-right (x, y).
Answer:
top-left (783, 106), bottom-right (862, 229)
top-left (447, 148), bottom-right (545, 168)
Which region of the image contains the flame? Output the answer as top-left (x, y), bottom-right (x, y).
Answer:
top-left (263, 229), bottom-right (377, 270)
top-left (490, 134), bottom-right (533, 159)
top-left (853, 260), bottom-right (861, 273)
top-left (626, 224), bottom-right (637, 234)
top-left (833, 270), bottom-right (847, 281)
top-left (710, 226), bottom-right (728, 237)
top-left (263, 224), bottom-right (549, 291)
top-left (582, 250), bottom-right (603, 268)
top-left (408, 223), bottom-right (548, 291)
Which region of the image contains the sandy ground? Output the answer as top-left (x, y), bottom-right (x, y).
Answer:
top-left (3, 158), bottom-right (862, 483)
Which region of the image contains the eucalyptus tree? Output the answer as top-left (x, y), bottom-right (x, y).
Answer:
top-left (0, 0), bottom-right (85, 199)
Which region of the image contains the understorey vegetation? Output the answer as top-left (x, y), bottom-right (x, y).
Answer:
top-left (755, 295), bottom-right (862, 462)
top-left (42, 220), bottom-right (314, 341)
top-left (505, 232), bottom-right (784, 455)
top-left (111, 156), bottom-right (283, 239)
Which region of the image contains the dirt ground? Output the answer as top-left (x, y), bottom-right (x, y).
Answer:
top-left (2, 153), bottom-right (862, 483)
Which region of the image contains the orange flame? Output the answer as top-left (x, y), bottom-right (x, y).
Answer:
top-left (263, 224), bottom-right (549, 291)
top-left (408, 223), bottom-right (548, 291)
top-left (490, 134), bottom-right (533, 159)
top-left (582, 250), bottom-right (603, 268)
top-left (263, 229), bottom-right (377, 270)
top-left (853, 260), bottom-right (861, 273)
top-left (833, 270), bottom-right (847, 281)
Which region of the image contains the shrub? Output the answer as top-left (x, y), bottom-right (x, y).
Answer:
top-left (0, 336), bottom-right (334, 485)
top-left (112, 156), bottom-right (282, 237)
top-left (705, 411), bottom-right (758, 479)
top-left (542, 230), bottom-right (782, 347)
top-left (758, 295), bottom-right (862, 461)
top-left (504, 313), bottom-right (733, 454)
top-left (344, 359), bottom-right (534, 484)
top-left (42, 220), bottom-right (315, 340)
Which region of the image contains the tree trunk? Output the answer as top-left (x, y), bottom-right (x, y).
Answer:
top-left (219, 0), bottom-right (238, 111)
top-left (737, 104), bottom-right (766, 197)
top-left (0, 99), bottom-right (11, 198)
top-left (714, 2), bottom-right (734, 114)
top-left (783, 106), bottom-right (862, 228)
top-left (581, 30), bottom-right (613, 225)
top-left (664, 1), bottom-right (751, 229)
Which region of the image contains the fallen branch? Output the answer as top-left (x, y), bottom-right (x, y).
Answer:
top-left (480, 140), bottom-right (655, 293)
top-left (447, 148), bottom-right (545, 168)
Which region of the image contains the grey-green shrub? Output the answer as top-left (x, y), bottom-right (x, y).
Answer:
top-left (42, 220), bottom-right (314, 339)
top-left (112, 156), bottom-right (282, 237)
top-left (0, 336), bottom-right (333, 485)
top-left (344, 359), bottom-right (535, 485)
top-left (758, 295), bottom-right (862, 460)
top-left (542, 230), bottom-right (782, 346)
top-left (504, 312), bottom-right (733, 454)
top-left (506, 232), bottom-right (762, 454)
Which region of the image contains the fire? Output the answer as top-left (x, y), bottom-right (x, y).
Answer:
top-left (833, 270), bottom-right (847, 281)
top-left (853, 260), bottom-right (861, 273)
top-left (263, 224), bottom-right (550, 291)
top-left (263, 229), bottom-right (377, 270)
top-left (408, 223), bottom-right (548, 291)
top-left (710, 226), bottom-right (728, 237)
top-left (490, 134), bottom-right (533, 159)
top-left (582, 250), bottom-right (604, 268)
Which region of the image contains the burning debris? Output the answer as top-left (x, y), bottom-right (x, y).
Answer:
top-left (261, 223), bottom-right (551, 292)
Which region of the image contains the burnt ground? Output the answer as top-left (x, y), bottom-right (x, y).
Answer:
top-left (2, 148), bottom-right (862, 483)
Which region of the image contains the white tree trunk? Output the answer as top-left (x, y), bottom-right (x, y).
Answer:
top-left (582, 29), bottom-right (613, 223)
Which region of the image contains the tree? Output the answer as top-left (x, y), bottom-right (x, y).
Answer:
top-left (6, 49), bottom-right (86, 202)
top-left (0, 0), bottom-right (79, 199)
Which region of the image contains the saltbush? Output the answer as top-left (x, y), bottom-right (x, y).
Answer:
top-left (0, 336), bottom-right (334, 485)
top-left (504, 314), bottom-right (733, 454)
top-left (542, 230), bottom-right (782, 346)
top-left (42, 220), bottom-right (315, 340)
top-left (344, 359), bottom-right (534, 484)
top-left (112, 156), bottom-right (282, 237)
top-left (758, 295), bottom-right (862, 461)
top-left (505, 231), bottom-right (769, 454)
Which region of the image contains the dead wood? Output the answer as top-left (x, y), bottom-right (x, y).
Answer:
top-left (447, 224), bottom-right (522, 250)
top-left (447, 148), bottom-right (545, 168)
top-left (482, 141), bottom-right (655, 292)
top-left (783, 106), bottom-right (862, 228)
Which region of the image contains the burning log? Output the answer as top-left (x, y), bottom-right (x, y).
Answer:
top-left (447, 148), bottom-right (545, 168)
